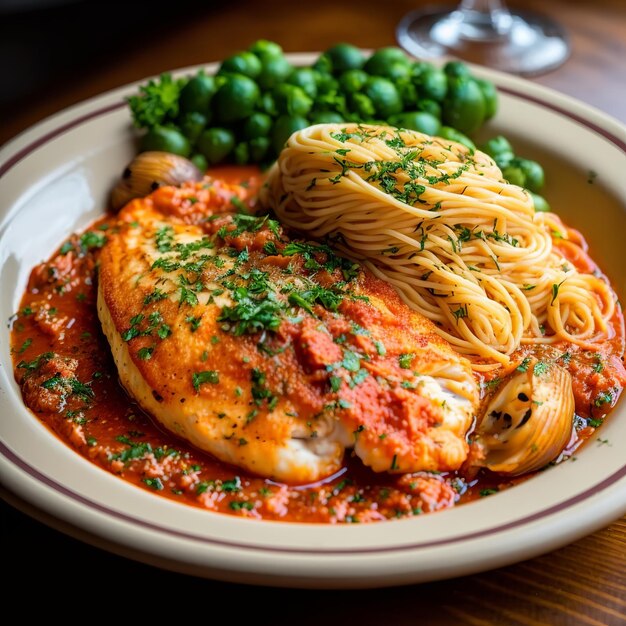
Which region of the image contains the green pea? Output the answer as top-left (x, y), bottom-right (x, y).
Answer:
top-left (271, 115), bottom-right (309, 154)
top-left (249, 136), bottom-right (271, 162)
top-left (257, 55), bottom-right (293, 90)
top-left (516, 158), bottom-right (545, 193)
top-left (385, 62), bottom-right (412, 82)
top-left (349, 92), bottom-right (376, 119)
top-left (397, 80), bottom-right (419, 109)
top-left (273, 84), bottom-right (313, 117)
top-left (315, 73), bottom-right (339, 95)
top-left (494, 154), bottom-right (514, 170)
top-left (259, 92), bottom-right (278, 117)
top-left (364, 47), bottom-right (410, 76)
top-left (326, 43), bottom-right (365, 74)
top-left (179, 72), bottom-right (218, 115)
top-left (338, 69), bottom-right (369, 94)
top-left (233, 142), bottom-right (250, 165)
top-left (141, 126), bottom-right (191, 157)
top-left (388, 111), bottom-right (441, 136)
top-left (219, 52), bottom-right (262, 79)
top-left (190, 153), bottom-right (208, 172)
top-left (443, 77), bottom-right (486, 134)
top-left (310, 111), bottom-right (345, 124)
top-left (242, 112), bottom-right (273, 140)
top-left (417, 98), bottom-right (442, 120)
top-left (213, 74), bottom-right (260, 123)
top-left (529, 192), bottom-right (550, 212)
top-left (363, 76), bottom-right (403, 118)
top-left (410, 61), bottom-right (431, 79)
top-left (443, 60), bottom-right (472, 79)
top-left (178, 111), bottom-right (208, 144)
top-left (475, 78), bottom-right (498, 120)
top-left (502, 165), bottom-right (526, 187)
top-left (287, 68), bottom-right (318, 99)
top-left (416, 67), bottom-right (448, 102)
top-left (249, 39), bottom-right (283, 61)
top-left (312, 53), bottom-right (333, 75)
top-left (481, 135), bottom-right (514, 159)
top-left (438, 126), bottom-right (476, 150)
top-left (197, 127), bottom-right (235, 164)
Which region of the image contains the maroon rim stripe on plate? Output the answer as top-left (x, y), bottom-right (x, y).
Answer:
top-left (0, 101), bottom-right (126, 180)
top-left (1, 85), bottom-right (625, 555)
top-left (2, 440), bottom-right (625, 555)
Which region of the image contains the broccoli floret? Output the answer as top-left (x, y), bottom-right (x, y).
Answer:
top-left (127, 73), bottom-right (186, 129)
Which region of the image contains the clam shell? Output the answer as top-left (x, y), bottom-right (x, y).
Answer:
top-left (474, 358), bottom-right (575, 475)
top-left (110, 151), bottom-right (202, 211)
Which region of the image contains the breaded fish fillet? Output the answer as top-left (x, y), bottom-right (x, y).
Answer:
top-left (98, 180), bottom-right (478, 482)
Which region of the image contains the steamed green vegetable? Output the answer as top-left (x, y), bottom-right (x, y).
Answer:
top-left (127, 40), bottom-right (547, 203)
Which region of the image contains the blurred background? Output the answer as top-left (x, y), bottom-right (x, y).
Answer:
top-left (0, 0), bottom-right (625, 147)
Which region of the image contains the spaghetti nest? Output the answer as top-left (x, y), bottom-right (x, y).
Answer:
top-left (260, 123), bottom-right (616, 368)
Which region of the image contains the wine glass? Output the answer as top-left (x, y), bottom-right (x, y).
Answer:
top-left (396, 0), bottom-right (570, 76)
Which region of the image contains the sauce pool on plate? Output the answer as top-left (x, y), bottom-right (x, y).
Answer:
top-left (10, 166), bottom-right (624, 523)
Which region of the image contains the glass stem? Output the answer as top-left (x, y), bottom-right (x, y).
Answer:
top-left (455, 0), bottom-right (513, 38)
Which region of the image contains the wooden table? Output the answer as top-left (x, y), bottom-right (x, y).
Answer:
top-left (2, 0), bottom-right (625, 622)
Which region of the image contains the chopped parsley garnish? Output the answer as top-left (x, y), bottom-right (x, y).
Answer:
top-left (16, 338), bottom-right (32, 354)
top-left (251, 368), bottom-right (277, 409)
top-left (217, 213), bottom-right (280, 240)
top-left (144, 288), bottom-right (168, 305)
top-left (142, 477), bottom-right (164, 490)
top-left (288, 285), bottom-right (345, 313)
top-left (398, 353), bottom-right (415, 369)
top-left (229, 500), bottom-right (254, 511)
top-left (17, 351), bottom-right (54, 374)
top-left (594, 390), bottom-right (613, 407)
top-left (551, 279), bottom-right (566, 305)
top-left (221, 477), bottom-right (241, 492)
top-left (350, 368), bottom-right (369, 388)
top-left (185, 315), bottom-right (202, 332)
top-left (196, 481), bottom-right (213, 495)
top-left (219, 288), bottom-right (283, 336)
top-left (591, 355), bottom-right (604, 374)
top-left (281, 240), bottom-right (359, 281)
top-left (452, 305), bottom-right (468, 322)
top-left (179, 286), bottom-right (199, 307)
top-left (79, 231), bottom-right (106, 252)
top-left (110, 435), bottom-right (153, 463)
top-left (341, 350), bottom-right (361, 372)
top-left (41, 374), bottom-right (95, 402)
top-left (137, 346), bottom-right (154, 360)
top-left (192, 370), bottom-right (219, 391)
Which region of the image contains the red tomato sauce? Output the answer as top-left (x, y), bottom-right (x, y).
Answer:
top-left (9, 166), bottom-right (624, 523)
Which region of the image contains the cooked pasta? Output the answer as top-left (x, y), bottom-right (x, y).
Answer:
top-left (260, 123), bottom-right (616, 368)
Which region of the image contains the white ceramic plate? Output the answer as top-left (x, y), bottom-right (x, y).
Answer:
top-left (1, 54), bottom-right (625, 589)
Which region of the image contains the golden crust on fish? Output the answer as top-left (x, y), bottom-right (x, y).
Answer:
top-left (97, 183), bottom-right (479, 482)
